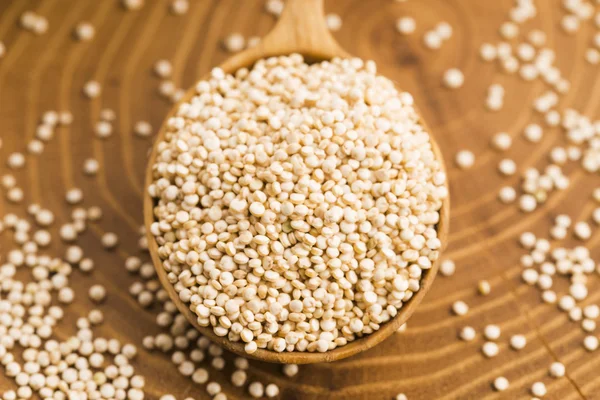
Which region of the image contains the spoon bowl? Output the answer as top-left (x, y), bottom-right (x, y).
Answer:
top-left (145, 0), bottom-right (450, 364)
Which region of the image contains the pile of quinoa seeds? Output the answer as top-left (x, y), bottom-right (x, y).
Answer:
top-left (148, 54), bottom-right (448, 354)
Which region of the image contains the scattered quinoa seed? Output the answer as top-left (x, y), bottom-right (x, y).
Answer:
top-left (440, 259), bottom-right (456, 276)
top-left (83, 80), bottom-right (102, 98)
top-left (498, 187), bottom-right (516, 204)
top-left (223, 33), bottom-right (245, 53)
top-left (483, 324), bottom-right (501, 340)
top-left (459, 326), bottom-right (476, 341)
top-left (102, 232), bottom-right (119, 249)
top-left (478, 280), bottom-right (491, 295)
top-left (549, 362), bottom-right (565, 378)
top-left (154, 59), bottom-right (173, 78)
top-left (443, 68), bottom-right (464, 89)
top-left (482, 341), bottom-right (499, 358)
top-left (455, 150), bottom-right (475, 169)
top-left (583, 335), bottom-right (599, 351)
top-left (74, 22), bottom-right (95, 41)
top-left (89, 284), bottom-right (107, 303)
top-left (530, 382), bottom-right (547, 397)
top-left (510, 334), bottom-right (527, 350)
top-left (283, 364), bottom-right (299, 377)
top-left (493, 376), bottom-right (509, 391)
top-left (325, 13), bottom-right (342, 31)
top-left (452, 301), bottom-right (469, 316)
top-left (134, 121), bottom-right (153, 137)
top-left (396, 17), bottom-right (416, 35)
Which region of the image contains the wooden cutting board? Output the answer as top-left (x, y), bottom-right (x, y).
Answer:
top-left (0, 0), bottom-right (597, 399)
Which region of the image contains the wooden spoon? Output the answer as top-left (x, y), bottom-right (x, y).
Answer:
top-left (144, 0), bottom-right (450, 364)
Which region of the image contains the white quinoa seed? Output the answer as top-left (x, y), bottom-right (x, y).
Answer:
top-left (531, 381), bottom-right (547, 397)
top-left (549, 362), bottom-right (565, 378)
top-left (439, 259), bottom-right (456, 277)
top-left (523, 123), bottom-right (543, 142)
top-left (582, 319), bottom-right (596, 332)
top-left (584, 305), bottom-right (600, 319)
top-left (517, 43), bottom-right (536, 62)
top-left (436, 22), bottom-right (453, 40)
top-left (519, 194), bottom-right (537, 213)
top-left (586, 48), bottom-right (600, 65)
top-left (498, 159), bottom-right (517, 176)
top-left (7, 187), bottom-right (24, 203)
top-left (455, 150), bottom-right (475, 169)
top-left (452, 301), bottom-right (469, 316)
top-left (96, 120), bottom-right (114, 140)
top-left (522, 268), bottom-right (539, 285)
top-left (559, 295), bottom-right (576, 312)
top-left (493, 376), bottom-right (509, 391)
top-left (122, 0), bottom-right (144, 10)
top-left (510, 334), bottom-right (527, 350)
top-left (89, 284), bottom-right (107, 303)
top-left (396, 17), bottom-right (416, 35)
top-left (325, 13), bottom-right (342, 32)
top-left (443, 68), bottom-right (464, 89)
top-left (58, 287), bottom-right (75, 304)
top-left (265, 0), bottom-right (284, 17)
top-left (88, 206), bottom-right (103, 221)
top-left (223, 33), bottom-right (245, 53)
top-left (483, 324), bottom-right (501, 340)
top-left (528, 29), bottom-right (546, 47)
top-left (231, 370), bottom-right (247, 387)
top-left (154, 59), bottom-right (173, 78)
top-left (574, 221), bottom-right (591, 241)
top-left (583, 335), bottom-right (599, 351)
top-left (65, 188), bottom-right (83, 204)
top-left (83, 158), bottom-right (100, 175)
top-left (283, 364), bottom-right (299, 377)
top-left (482, 341), bottom-right (499, 358)
top-left (7, 152), bottom-right (25, 169)
top-left (498, 186), bottom-right (517, 204)
top-left (480, 43), bottom-right (497, 61)
top-left (265, 383), bottom-right (280, 398)
top-left (499, 21), bottom-right (518, 39)
top-left (74, 22), bottom-right (95, 41)
top-left (134, 121), bottom-right (153, 137)
top-left (102, 232), bottom-right (119, 249)
top-left (170, 0), bottom-right (189, 15)
top-left (459, 326), bottom-right (476, 341)
top-left (423, 31), bottom-right (442, 49)
top-left (561, 14), bottom-right (580, 33)
top-left (491, 132), bottom-right (512, 151)
top-left (27, 139), bottom-right (44, 154)
top-left (83, 80), bottom-right (101, 98)
top-left (570, 282), bottom-right (588, 300)
top-left (542, 290), bottom-right (557, 304)
top-left (569, 306), bottom-right (583, 321)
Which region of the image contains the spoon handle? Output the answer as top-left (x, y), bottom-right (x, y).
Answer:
top-left (261, 0), bottom-right (347, 60)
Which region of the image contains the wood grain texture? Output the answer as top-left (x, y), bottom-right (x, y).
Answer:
top-left (0, 0), bottom-right (597, 399)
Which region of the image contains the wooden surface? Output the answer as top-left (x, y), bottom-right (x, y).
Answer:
top-left (143, 0), bottom-right (450, 365)
top-left (0, 0), bottom-right (598, 399)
